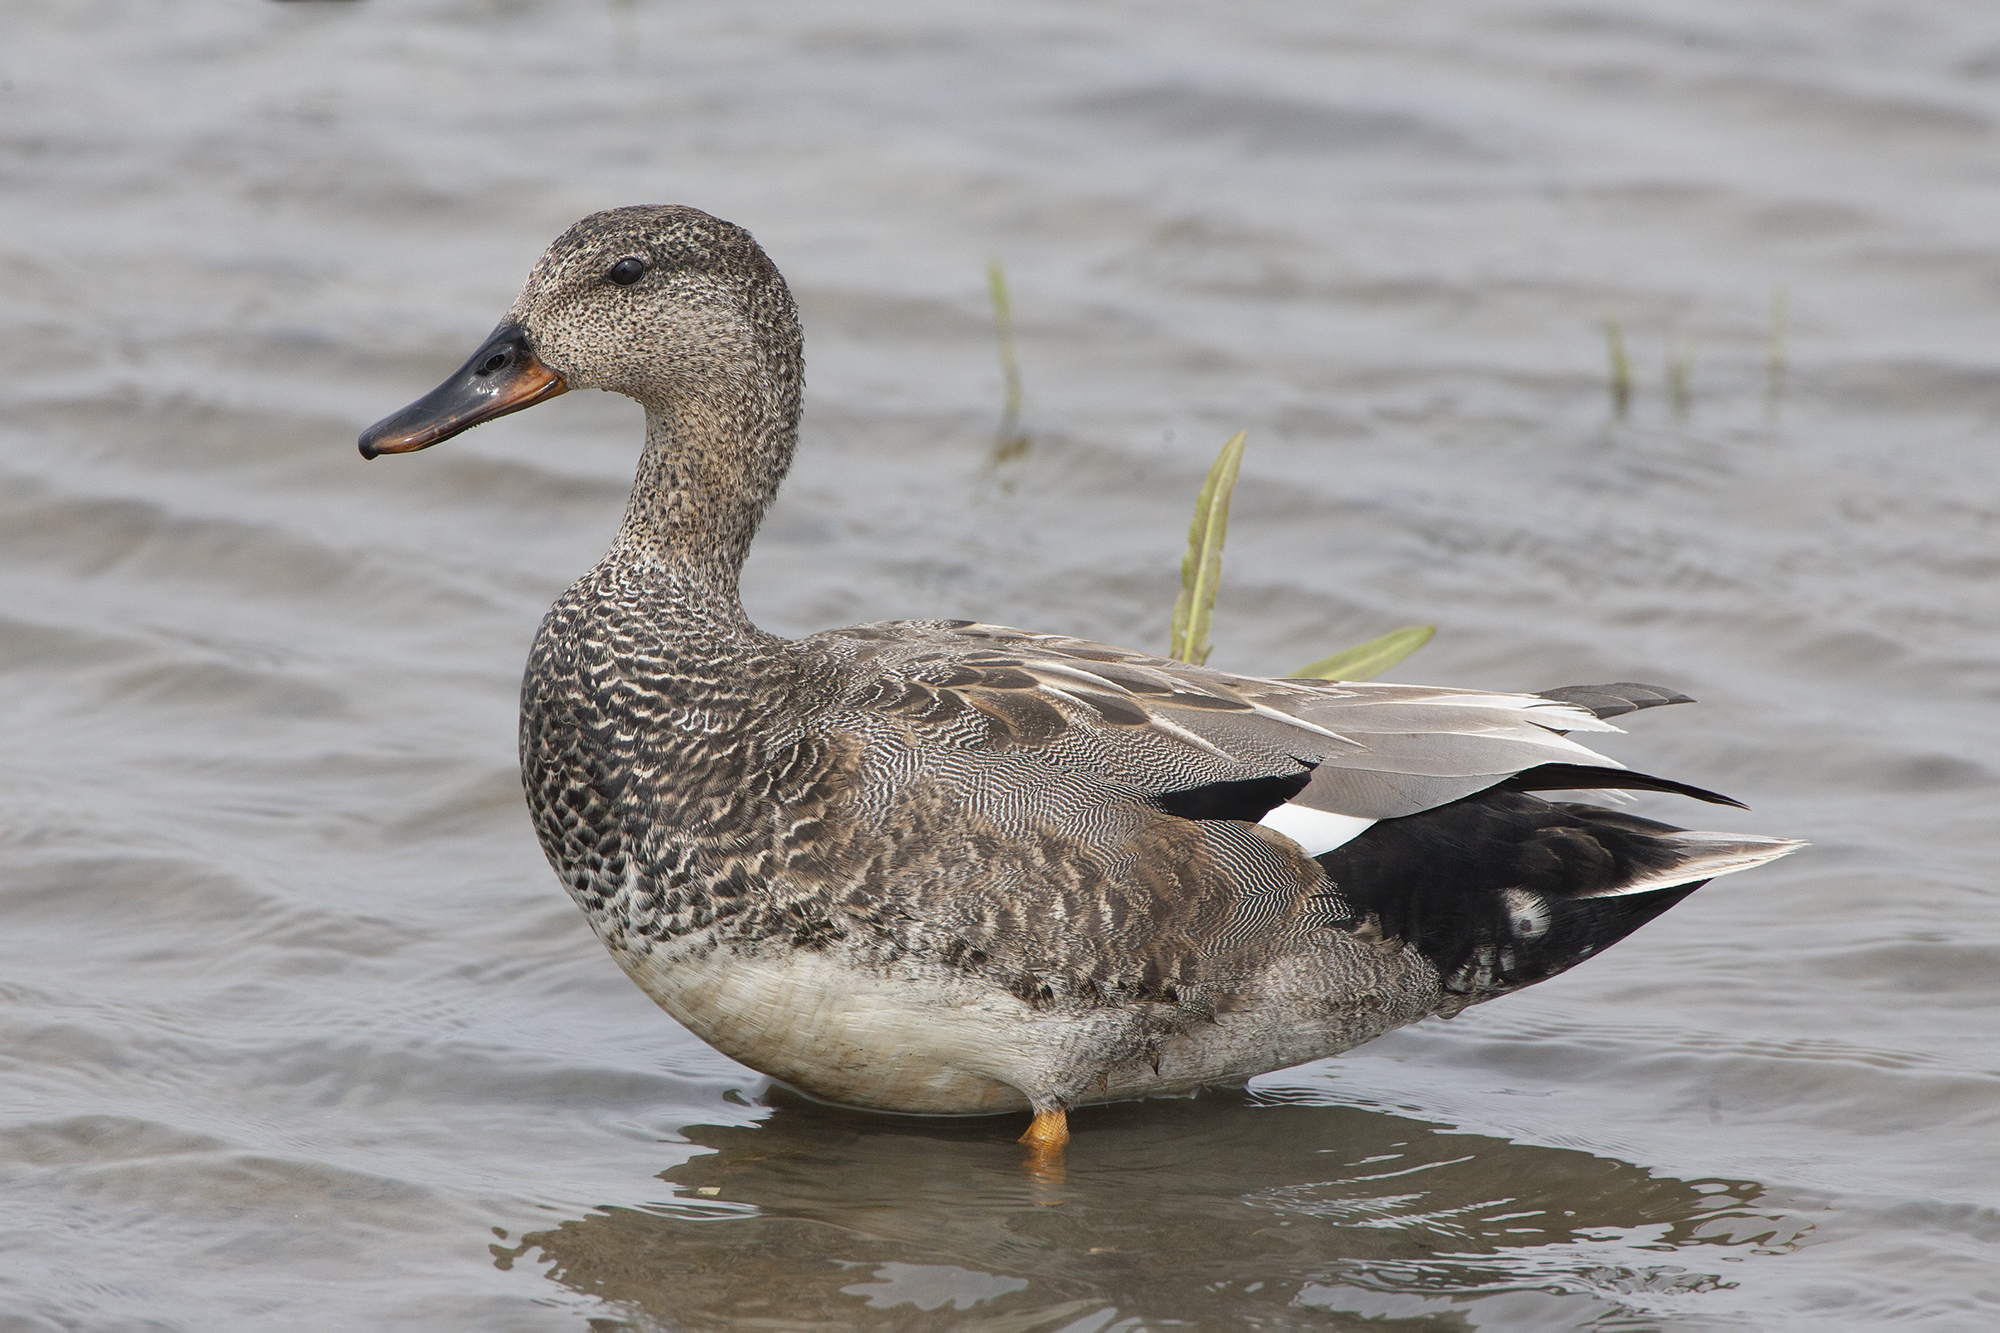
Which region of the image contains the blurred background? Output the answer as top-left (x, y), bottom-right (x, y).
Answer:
top-left (2, 1), bottom-right (1997, 1329)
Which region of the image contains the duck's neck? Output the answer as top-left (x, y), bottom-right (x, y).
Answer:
top-left (607, 376), bottom-right (800, 641)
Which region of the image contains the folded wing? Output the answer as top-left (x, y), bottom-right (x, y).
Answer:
top-left (814, 620), bottom-right (1653, 833)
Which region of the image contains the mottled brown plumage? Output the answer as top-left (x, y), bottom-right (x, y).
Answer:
top-left (360, 205), bottom-right (1802, 1137)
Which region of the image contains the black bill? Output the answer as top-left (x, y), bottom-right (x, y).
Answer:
top-left (358, 323), bottom-right (567, 458)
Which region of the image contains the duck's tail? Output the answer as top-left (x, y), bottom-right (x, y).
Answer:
top-left (1313, 789), bottom-right (1804, 1000)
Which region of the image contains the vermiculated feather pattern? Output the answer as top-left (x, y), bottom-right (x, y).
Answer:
top-left (365, 204), bottom-right (1804, 1120)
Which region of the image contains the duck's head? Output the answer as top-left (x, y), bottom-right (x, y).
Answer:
top-left (359, 205), bottom-right (800, 458)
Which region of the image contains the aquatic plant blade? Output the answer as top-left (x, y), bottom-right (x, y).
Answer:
top-left (986, 260), bottom-right (1027, 463)
top-left (986, 260), bottom-right (1010, 321)
top-left (1604, 313), bottom-right (1631, 420)
top-left (987, 262), bottom-right (1022, 417)
top-left (1170, 431), bottom-right (1247, 665)
top-left (1292, 625), bottom-right (1435, 681)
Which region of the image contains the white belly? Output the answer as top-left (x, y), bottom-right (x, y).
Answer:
top-left (612, 935), bottom-right (1433, 1115)
top-left (624, 942), bottom-right (1048, 1112)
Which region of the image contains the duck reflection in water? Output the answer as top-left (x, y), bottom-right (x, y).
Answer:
top-left (494, 1086), bottom-right (1806, 1331)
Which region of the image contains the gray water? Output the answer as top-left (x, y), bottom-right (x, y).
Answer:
top-left (3, 1), bottom-right (1998, 1328)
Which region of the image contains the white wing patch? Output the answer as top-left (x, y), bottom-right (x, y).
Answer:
top-left (1258, 803), bottom-right (1378, 857)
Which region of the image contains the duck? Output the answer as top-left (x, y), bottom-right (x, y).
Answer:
top-left (359, 205), bottom-right (1801, 1156)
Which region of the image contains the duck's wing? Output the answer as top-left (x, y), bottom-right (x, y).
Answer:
top-left (809, 620), bottom-right (1720, 839)
top-left (801, 620), bottom-right (1798, 1024)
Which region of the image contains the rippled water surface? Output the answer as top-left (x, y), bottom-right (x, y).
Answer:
top-left (4, 1), bottom-right (1999, 1328)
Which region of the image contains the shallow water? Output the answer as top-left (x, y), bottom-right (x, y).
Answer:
top-left (3, 0), bottom-right (1998, 1328)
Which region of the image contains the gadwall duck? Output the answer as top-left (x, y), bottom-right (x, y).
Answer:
top-left (360, 205), bottom-right (1800, 1155)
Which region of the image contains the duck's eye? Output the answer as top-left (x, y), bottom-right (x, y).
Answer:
top-left (606, 257), bottom-right (649, 286)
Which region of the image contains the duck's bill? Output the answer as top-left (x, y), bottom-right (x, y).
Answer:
top-left (358, 324), bottom-right (567, 458)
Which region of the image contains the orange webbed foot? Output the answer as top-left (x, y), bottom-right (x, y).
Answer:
top-left (1018, 1107), bottom-right (1070, 1180)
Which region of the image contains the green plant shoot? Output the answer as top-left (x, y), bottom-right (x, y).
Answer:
top-left (1604, 313), bottom-right (1632, 420)
top-left (1169, 430), bottom-right (1246, 665)
top-left (1167, 429), bottom-right (1433, 680)
top-left (1291, 624), bottom-right (1435, 681)
top-left (987, 260), bottom-right (1027, 462)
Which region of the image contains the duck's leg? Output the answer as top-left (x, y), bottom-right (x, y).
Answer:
top-left (1019, 1107), bottom-right (1070, 1154)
